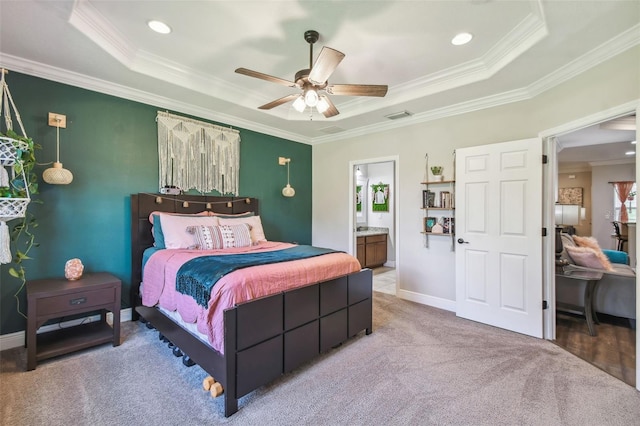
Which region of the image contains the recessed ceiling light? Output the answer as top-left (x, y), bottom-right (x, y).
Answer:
top-left (625, 151), bottom-right (635, 156)
top-left (451, 32), bottom-right (473, 46)
top-left (147, 20), bottom-right (171, 34)
top-left (632, 140), bottom-right (637, 145)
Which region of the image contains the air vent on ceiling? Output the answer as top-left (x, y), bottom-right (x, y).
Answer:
top-left (385, 110), bottom-right (413, 120)
top-left (319, 126), bottom-right (345, 134)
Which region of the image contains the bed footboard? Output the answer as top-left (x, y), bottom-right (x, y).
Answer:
top-left (137, 268), bottom-right (372, 417)
top-left (223, 268), bottom-right (373, 416)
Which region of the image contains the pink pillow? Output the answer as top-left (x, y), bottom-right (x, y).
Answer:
top-left (218, 215), bottom-right (267, 243)
top-left (572, 235), bottom-right (601, 251)
top-left (158, 214), bottom-right (220, 249)
top-left (148, 210), bottom-right (209, 224)
top-left (565, 245), bottom-right (613, 271)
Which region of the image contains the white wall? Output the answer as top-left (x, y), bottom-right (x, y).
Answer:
top-left (313, 46), bottom-right (640, 310)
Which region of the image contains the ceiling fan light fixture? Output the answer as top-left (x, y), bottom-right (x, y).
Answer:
top-left (292, 96), bottom-right (306, 112)
top-left (316, 96), bottom-right (330, 114)
top-left (304, 89), bottom-right (319, 107)
top-left (147, 20), bottom-right (172, 34)
top-left (451, 32), bottom-right (473, 46)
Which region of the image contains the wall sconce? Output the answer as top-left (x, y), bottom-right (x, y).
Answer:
top-left (42, 113), bottom-right (73, 185)
top-left (279, 157), bottom-right (295, 197)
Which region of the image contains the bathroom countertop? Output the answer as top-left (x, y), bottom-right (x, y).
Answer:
top-left (356, 227), bottom-right (389, 237)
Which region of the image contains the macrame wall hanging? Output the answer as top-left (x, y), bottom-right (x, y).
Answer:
top-left (157, 111), bottom-right (240, 195)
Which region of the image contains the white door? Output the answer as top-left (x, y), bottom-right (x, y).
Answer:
top-left (455, 138), bottom-right (543, 338)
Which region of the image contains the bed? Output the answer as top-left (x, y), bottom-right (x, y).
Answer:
top-left (130, 193), bottom-right (373, 417)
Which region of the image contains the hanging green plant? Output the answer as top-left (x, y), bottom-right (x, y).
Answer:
top-left (1, 68), bottom-right (41, 318)
top-left (1, 130), bottom-right (40, 318)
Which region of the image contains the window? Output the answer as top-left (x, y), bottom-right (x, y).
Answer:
top-left (613, 182), bottom-right (636, 222)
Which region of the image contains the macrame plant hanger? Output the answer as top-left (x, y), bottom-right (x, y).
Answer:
top-left (0, 69), bottom-right (32, 264)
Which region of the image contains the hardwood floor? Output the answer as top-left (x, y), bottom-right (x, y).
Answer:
top-left (555, 312), bottom-right (636, 387)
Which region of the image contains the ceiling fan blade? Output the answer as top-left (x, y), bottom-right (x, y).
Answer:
top-left (235, 68), bottom-right (298, 88)
top-left (258, 94), bottom-right (300, 110)
top-left (326, 84), bottom-right (388, 97)
top-left (308, 47), bottom-right (345, 86)
top-left (321, 96), bottom-right (339, 118)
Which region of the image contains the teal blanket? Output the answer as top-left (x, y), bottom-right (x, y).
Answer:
top-left (176, 245), bottom-right (338, 307)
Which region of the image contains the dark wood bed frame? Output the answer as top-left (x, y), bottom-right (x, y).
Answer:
top-left (130, 193), bottom-right (373, 417)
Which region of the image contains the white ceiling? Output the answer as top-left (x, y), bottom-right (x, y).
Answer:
top-left (0, 0), bottom-right (638, 145)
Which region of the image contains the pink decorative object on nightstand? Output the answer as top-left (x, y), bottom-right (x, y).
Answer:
top-left (64, 258), bottom-right (84, 280)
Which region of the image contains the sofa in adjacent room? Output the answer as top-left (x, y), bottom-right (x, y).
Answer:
top-left (556, 233), bottom-right (636, 326)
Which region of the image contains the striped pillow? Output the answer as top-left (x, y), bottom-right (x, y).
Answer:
top-left (187, 224), bottom-right (252, 250)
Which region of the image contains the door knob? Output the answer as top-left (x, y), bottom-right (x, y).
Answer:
top-left (457, 238), bottom-right (469, 244)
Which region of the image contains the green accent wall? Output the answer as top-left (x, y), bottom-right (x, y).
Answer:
top-left (0, 71), bottom-right (311, 335)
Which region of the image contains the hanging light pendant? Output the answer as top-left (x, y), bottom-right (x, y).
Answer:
top-left (279, 157), bottom-right (295, 197)
top-left (43, 113), bottom-right (73, 185)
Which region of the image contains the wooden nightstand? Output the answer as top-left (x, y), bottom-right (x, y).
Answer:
top-left (26, 272), bottom-right (121, 370)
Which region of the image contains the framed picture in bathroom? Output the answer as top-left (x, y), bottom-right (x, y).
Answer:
top-left (371, 182), bottom-right (389, 212)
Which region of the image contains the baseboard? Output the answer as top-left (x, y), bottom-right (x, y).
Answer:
top-left (0, 308), bottom-right (133, 351)
top-left (396, 289), bottom-right (456, 312)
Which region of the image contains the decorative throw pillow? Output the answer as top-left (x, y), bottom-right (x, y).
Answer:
top-left (565, 245), bottom-right (613, 271)
top-left (158, 215), bottom-right (220, 249)
top-left (218, 215), bottom-right (267, 243)
top-left (572, 235), bottom-right (600, 251)
top-left (187, 224), bottom-right (253, 249)
top-left (149, 211), bottom-right (211, 249)
top-left (571, 235), bottom-right (613, 270)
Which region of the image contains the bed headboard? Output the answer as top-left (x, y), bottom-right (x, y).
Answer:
top-left (130, 193), bottom-right (259, 309)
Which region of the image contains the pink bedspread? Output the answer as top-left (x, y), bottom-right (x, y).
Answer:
top-left (141, 241), bottom-right (361, 353)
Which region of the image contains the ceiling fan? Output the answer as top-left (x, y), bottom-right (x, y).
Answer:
top-left (235, 30), bottom-right (388, 118)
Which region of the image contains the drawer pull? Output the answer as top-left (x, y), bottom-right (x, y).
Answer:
top-left (70, 297), bottom-right (87, 305)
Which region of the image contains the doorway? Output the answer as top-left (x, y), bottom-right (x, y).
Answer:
top-left (351, 158), bottom-right (398, 295)
top-left (548, 109), bottom-right (637, 387)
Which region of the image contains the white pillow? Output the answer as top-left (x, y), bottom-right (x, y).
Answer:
top-left (218, 215), bottom-right (267, 243)
top-left (159, 214), bottom-right (220, 249)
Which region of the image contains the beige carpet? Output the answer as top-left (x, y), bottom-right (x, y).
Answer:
top-left (2, 292), bottom-right (640, 425)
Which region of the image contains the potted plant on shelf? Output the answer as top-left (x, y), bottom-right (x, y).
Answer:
top-left (431, 166), bottom-right (444, 181)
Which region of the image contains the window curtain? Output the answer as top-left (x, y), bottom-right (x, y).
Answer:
top-left (613, 181), bottom-right (634, 222)
top-left (157, 111), bottom-right (240, 195)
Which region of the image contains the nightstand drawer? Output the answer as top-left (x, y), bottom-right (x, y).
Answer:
top-left (36, 287), bottom-right (116, 317)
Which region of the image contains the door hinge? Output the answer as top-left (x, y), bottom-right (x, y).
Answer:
top-left (542, 300), bottom-right (548, 310)
top-left (542, 154), bottom-right (548, 164)
top-left (542, 228), bottom-right (547, 237)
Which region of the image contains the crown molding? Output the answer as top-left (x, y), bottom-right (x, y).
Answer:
top-left (2, 15), bottom-right (637, 146)
top-left (0, 53), bottom-right (310, 144)
top-left (589, 158), bottom-right (636, 167)
top-left (528, 23), bottom-right (640, 98)
top-left (68, 0), bottom-right (136, 67)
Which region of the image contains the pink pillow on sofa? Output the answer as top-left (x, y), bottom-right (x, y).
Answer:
top-left (565, 245), bottom-right (613, 271)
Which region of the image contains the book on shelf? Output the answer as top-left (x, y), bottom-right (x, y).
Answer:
top-left (440, 191), bottom-right (452, 209)
top-left (442, 217), bottom-right (455, 234)
top-left (423, 190), bottom-right (435, 208)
